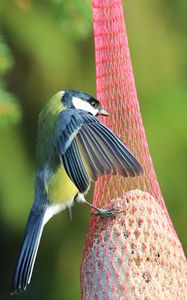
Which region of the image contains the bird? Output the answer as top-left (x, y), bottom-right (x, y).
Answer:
top-left (11, 89), bottom-right (143, 294)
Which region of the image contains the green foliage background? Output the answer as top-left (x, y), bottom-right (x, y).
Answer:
top-left (0, 0), bottom-right (186, 299)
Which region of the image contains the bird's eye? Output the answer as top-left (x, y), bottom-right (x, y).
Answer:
top-left (90, 100), bottom-right (98, 108)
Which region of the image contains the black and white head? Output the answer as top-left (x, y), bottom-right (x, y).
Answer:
top-left (61, 90), bottom-right (109, 116)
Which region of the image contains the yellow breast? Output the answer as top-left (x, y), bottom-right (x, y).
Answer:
top-left (48, 165), bottom-right (78, 204)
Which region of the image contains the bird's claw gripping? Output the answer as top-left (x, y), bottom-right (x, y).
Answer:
top-left (92, 207), bottom-right (124, 217)
top-left (75, 193), bottom-right (124, 217)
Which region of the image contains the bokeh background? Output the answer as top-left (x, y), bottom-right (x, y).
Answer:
top-left (0, 0), bottom-right (186, 299)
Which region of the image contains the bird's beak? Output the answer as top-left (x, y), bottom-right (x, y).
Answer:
top-left (99, 108), bottom-right (110, 116)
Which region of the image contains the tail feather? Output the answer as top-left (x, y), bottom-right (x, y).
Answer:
top-left (11, 209), bottom-right (46, 294)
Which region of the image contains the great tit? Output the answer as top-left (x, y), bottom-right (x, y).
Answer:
top-left (11, 90), bottom-right (143, 294)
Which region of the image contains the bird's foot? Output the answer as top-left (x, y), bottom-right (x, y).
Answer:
top-left (75, 193), bottom-right (124, 218)
top-left (92, 207), bottom-right (124, 217)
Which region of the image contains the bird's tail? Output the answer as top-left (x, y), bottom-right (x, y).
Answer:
top-left (11, 207), bottom-right (46, 294)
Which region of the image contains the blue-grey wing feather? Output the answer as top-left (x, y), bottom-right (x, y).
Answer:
top-left (62, 139), bottom-right (90, 193)
top-left (89, 122), bottom-right (142, 176)
top-left (54, 109), bottom-right (143, 193)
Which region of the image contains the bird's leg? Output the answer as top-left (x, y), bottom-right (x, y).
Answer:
top-left (67, 206), bottom-right (73, 221)
top-left (75, 193), bottom-right (122, 217)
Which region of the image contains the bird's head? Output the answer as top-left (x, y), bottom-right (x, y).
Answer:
top-left (61, 90), bottom-right (109, 116)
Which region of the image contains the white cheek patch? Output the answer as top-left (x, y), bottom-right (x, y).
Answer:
top-left (72, 96), bottom-right (98, 116)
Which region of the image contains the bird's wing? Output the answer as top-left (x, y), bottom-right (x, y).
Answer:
top-left (54, 109), bottom-right (143, 193)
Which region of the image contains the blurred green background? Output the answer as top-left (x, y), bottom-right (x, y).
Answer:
top-left (0, 0), bottom-right (186, 299)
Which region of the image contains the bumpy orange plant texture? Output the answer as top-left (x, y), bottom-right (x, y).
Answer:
top-left (80, 0), bottom-right (187, 299)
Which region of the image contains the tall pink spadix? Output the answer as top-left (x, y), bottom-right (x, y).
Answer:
top-left (80, 0), bottom-right (187, 299)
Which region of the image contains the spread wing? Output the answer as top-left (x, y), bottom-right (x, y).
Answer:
top-left (54, 109), bottom-right (143, 194)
